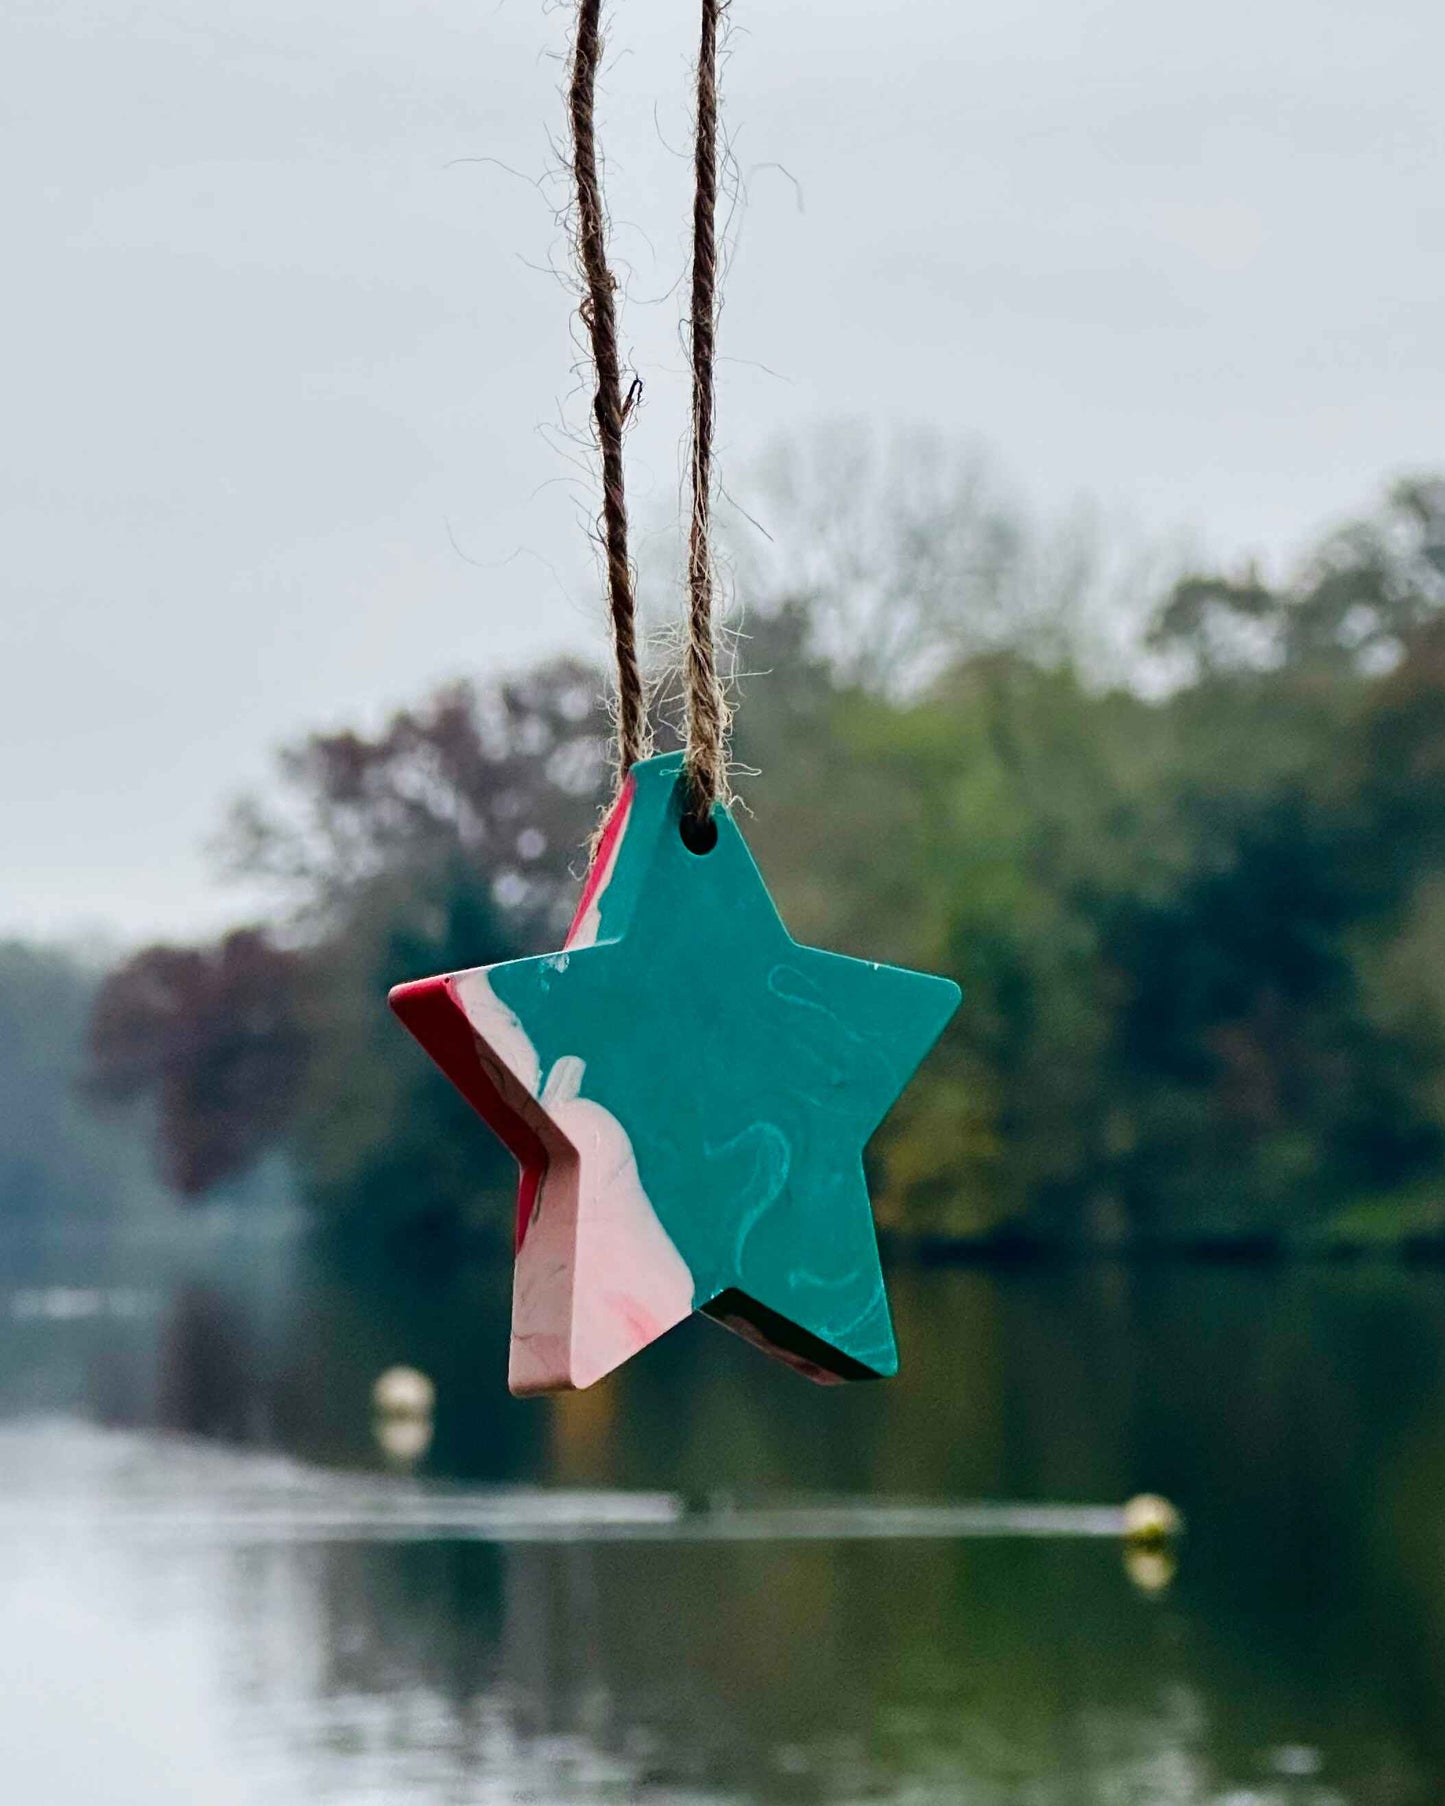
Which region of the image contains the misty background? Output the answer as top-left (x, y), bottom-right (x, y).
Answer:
top-left (5, 0), bottom-right (1443, 938)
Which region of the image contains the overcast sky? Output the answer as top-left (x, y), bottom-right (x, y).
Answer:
top-left (4, 0), bottom-right (1443, 942)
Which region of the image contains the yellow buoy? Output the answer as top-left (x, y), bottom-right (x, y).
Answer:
top-left (371, 1365), bottom-right (436, 1469)
top-left (1121, 1493), bottom-right (1183, 1547)
top-left (372, 1364), bottom-right (436, 1420)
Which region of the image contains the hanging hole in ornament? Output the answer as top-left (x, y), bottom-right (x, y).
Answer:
top-left (680, 808), bottom-right (718, 856)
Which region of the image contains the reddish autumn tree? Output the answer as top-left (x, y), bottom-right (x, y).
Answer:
top-left (87, 658), bottom-right (610, 1232)
top-left (220, 657), bottom-right (610, 937)
top-left (88, 929), bottom-right (308, 1197)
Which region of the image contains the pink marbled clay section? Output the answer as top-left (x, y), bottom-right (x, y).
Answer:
top-left (450, 971), bottom-right (694, 1395)
top-left (507, 1058), bottom-right (693, 1394)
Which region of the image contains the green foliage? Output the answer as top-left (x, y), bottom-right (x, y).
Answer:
top-left (292, 864), bottom-right (525, 1263)
top-left (83, 457), bottom-right (1445, 1255)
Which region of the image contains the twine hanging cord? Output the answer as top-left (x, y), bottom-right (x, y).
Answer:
top-left (682, 0), bottom-right (731, 839)
top-left (566, 0), bottom-right (730, 837)
top-left (568, 0), bottom-right (650, 779)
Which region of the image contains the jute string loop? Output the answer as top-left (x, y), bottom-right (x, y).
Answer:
top-left (567, 0), bottom-right (731, 823)
top-left (568, 0), bottom-right (650, 780)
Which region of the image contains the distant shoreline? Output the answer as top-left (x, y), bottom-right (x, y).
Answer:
top-left (881, 1225), bottom-right (1445, 1268)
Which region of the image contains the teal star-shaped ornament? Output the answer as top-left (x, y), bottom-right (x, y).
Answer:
top-left (390, 752), bottom-right (960, 1395)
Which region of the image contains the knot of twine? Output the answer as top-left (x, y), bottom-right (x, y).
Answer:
top-left (568, 0), bottom-right (730, 831)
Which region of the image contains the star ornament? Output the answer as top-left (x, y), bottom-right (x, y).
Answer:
top-left (389, 753), bottom-right (961, 1395)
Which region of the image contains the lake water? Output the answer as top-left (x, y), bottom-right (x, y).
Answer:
top-left (2, 1228), bottom-right (1443, 1804)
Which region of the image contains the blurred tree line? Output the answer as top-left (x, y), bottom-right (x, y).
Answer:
top-left (84, 438), bottom-right (1445, 1259)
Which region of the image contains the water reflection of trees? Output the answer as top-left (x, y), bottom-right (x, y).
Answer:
top-left (209, 1262), bottom-right (1441, 1801)
top-left (221, 1531), bottom-right (1217, 1803)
